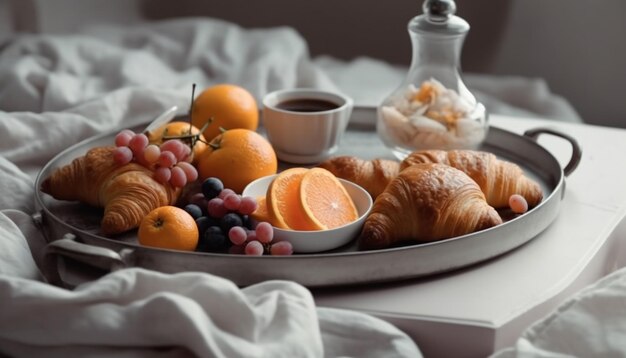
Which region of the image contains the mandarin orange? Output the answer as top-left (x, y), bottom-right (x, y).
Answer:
top-left (137, 206), bottom-right (199, 251)
top-left (191, 84), bottom-right (259, 141)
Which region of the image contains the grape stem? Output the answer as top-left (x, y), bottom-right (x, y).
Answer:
top-left (189, 83), bottom-right (196, 135)
top-left (208, 127), bottom-right (227, 150)
top-left (162, 118), bottom-right (213, 146)
top-left (164, 83), bottom-right (213, 149)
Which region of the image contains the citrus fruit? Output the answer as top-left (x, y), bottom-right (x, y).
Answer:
top-left (250, 196), bottom-right (271, 223)
top-left (147, 121), bottom-right (208, 164)
top-left (196, 128), bottom-right (277, 193)
top-left (191, 84), bottom-right (259, 141)
top-left (266, 168), bottom-right (318, 231)
top-left (137, 206), bottom-right (199, 251)
top-left (299, 167), bottom-right (358, 230)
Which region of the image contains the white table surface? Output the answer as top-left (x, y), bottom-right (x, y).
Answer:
top-left (312, 114), bottom-right (626, 357)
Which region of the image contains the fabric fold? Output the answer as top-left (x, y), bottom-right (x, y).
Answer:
top-left (0, 268), bottom-right (324, 357)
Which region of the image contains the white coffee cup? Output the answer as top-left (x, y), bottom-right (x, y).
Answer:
top-left (262, 88), bottom-right (354, 164)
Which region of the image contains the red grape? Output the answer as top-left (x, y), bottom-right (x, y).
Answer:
top-left (180, 144), bottom-right (192, 162)
top-left (245, 240), bottom-right (264, 256)
top-left (228, 226), bottom-right (248, 246)
top-left (270, 241), bottom-right (293, 256)
top-left (128, 133), bottom-right (149, 156)
top-left (246, 229), bottom-right (257, 242)
top-left (176, 162), bottom-right (198, 182)
top-left (115, 130), bottom-right (134, 147)
top-left (170, 166), bottom-right (187, 187)
top-left (143, 144), bottom-right (161, 164)
top-left (160, 139), bottom-right (187, 161)
top-left (158, 151), bottom-right (177, 168)
top-left (255, 221), bottom-right (274, 244)
top-left (207, 198), bottom-right (228, 218)
top-left (112, 146), bottom-right (133, 165)
top-left (134, 148), bottom-right (151, 167)
top-left (238, 196), bottom-right (259, 215)
top-left (509, 194), bottom-right (528, 214)
top-left (154, 166), bottom-right (172, 183)
top-left (218, 188), bottom-right (236, 199)
top-left (223, 193), bottom-right (242, 211)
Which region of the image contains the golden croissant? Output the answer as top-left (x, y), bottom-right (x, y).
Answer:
top-left (317, 156), bottom-right (400, 199)
top-left (401, 150), bottom-right (543, 208)
top-left (358, 163), bottom-right (503, 250)
top-left (40, 146), bottom-right (182, 236)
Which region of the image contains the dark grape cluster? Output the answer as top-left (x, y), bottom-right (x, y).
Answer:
top-left (185, 177), bottom-right (293, 256)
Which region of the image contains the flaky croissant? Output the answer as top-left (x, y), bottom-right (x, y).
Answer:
top-left (318, 156), bottom-right (400, 199)
top-left (358, 163), bottom-right (502, 250)
top-left (401, 150), bottom-right (543, 208)
top-left (41, 146), bottom-right (181, 236)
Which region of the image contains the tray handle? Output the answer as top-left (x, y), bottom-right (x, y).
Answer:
top-left (43, 233), bottom-right (133, 288)
top-left (523, 127), bottom-right (582, 177)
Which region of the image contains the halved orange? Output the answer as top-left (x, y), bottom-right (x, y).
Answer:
top-left (250, 196), bottom-right (271, 223)
top-left (299, 168), bottom-right (358, 230)
top-left (266, 168), bottom-right (318, 231)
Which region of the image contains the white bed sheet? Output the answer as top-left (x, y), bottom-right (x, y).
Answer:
top-left (0, 16), bottom-right (612, 358)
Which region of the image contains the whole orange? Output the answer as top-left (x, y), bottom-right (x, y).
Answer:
top-left (197, 128), bottom-right (277, 193)
top-left (137, 206), bottom-right (199, 251)
top-left (191, 84), bottom-right (259, 141)
top-left (147, 121), bottom-right (208, 164)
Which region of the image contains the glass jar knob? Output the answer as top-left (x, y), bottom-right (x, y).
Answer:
top-left (422, 0), bottom-right (456, 23)
top-left (377, 0), bottom-right (488, 160)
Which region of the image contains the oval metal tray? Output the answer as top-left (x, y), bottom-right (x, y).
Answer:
top-left (34, 122), bottom-right (581, 288)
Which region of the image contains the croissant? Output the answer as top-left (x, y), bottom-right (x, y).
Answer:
top-left (401, 150), bottom-right (543, 208)
top-left (358, 163), bottom-right (503, 250)
top-left (317, 156), bottom-right (400, 199)
top-left (40, 146), bottom-right (181, 236)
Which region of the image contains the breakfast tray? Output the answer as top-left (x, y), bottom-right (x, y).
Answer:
top-left (34, 113), bottom-right (581, 288)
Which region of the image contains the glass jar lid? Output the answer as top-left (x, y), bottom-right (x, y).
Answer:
top-left (410, 0), bottom-right (469, 36)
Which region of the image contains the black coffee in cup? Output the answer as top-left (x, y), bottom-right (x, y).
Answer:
top-left (276, 98), bottom-right (339, 112)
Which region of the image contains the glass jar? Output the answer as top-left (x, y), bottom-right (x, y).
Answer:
top-left (377, 0), bottom-right (488, 160)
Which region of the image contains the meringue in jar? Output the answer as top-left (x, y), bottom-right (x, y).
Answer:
top-left (378, 78), bottom-right (487, 160)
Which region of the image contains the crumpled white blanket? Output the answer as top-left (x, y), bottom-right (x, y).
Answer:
top-left (0, 210), bottom-right (418, 358)
top-left (0, 18), bottom-right (422, 357)
top-left (0, 215), bottom-right (419, 358)
top-left (491, 265), bottom-right (626, 357)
